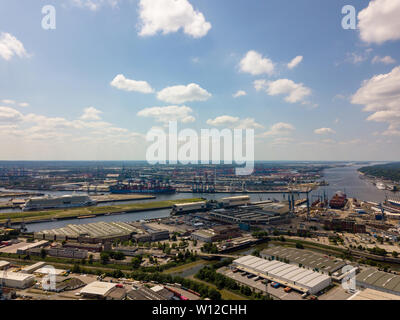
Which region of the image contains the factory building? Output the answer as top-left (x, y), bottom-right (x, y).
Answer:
top-left (261, 247), bottom-right (346, 275)
top-left (20, 262), bottom-right (46, 274)
top-left (34, 221), bottom-right (142, 243)
top-left (323, 218), bottom-right (366, 233)
top-left (356, 268), bottom-right (400, 296)
top-left (15, 240), bottom-right (49, 255)
top-left (220, 196), bottom-right (250, 208)
top-left (0, 271), bottom-right (35, 289)
top-left (191, 225), bottom-right (241, 243)
top-left (171, 201), bottom-right (207, 215)
top-left (209, 202), bottom-right (290, 225)
top-left (48, 247), bottom-right (88, 259)
top-left (233, 255), bottom-right (331, 295)
top-left (80, 281), bottom-right (118, 299)
top-left (0, 260), bottom-right (10, 270)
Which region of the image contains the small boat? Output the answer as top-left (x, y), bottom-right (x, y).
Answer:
top-left (77, 214), bottom-right (96, 219)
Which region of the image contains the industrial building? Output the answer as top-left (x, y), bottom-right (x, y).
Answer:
top-left (323, 218), bottom-right (366, 233)
top-left (220, 196), bottom-right (250, 207)
top-left (233, 255), bottom-right (331, 295)
top-left (0, 271), bottom-right (35, 289)
top-left (171, 201), bottom-right (207, 215)
top-left (261, 247), bottom-right (346, 275)
top-left (348, 288), bottom-right (400, 300)
top-left (356, 268), bottom-right (400, 296)
top-left (34, 221), bottom-right (143, 243)
top-left (80, 281), bottom-right (118, 299)
top-left (15, 240), bottom-right (49, 255)
top-left (191, 225), bottom-right (241, 243)
top-left (209, 202), bottom-right (290, 225)
top-left (20, 262), bottom-right (46, 274)
top-left (0, 260), bottom-right (10, 270)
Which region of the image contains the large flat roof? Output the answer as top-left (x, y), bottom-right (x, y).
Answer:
top-left (80, 281), bottom-right (117, 296)
top-left (261, 246), bottom-right (346, 273)
top-left (0, 271), bottom-right (35, 281)
top-left (357, 268), bottom-right (400, 294)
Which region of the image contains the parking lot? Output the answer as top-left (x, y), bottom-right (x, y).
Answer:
top-left (218, 267), bottom-right (303, 300)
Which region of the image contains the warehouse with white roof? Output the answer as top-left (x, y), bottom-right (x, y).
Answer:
top-left (0, 271), bottom-right (35, 288)
top-left (233, 255), bottom-right (331, 294)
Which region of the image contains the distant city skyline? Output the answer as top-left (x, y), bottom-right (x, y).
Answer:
top-left (0, 0), bottom-right (400, 161)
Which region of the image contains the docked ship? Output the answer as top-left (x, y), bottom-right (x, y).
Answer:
top-left (22, 195), bottom-right (97, 211)
top-left (386, 198), bottom-right (400, 209)
top-left (329, 191), bottom-right (347, 209)
top-left (109, 181), bottom-right (176, 194)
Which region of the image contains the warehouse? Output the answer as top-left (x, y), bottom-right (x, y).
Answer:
top-left (171, 201), bottom-right (207, 215)
top-left (261, 247), bottom-right (346, 275)
top-left (233, 255), bottom-right (331, 295)
top-left (15, 240), bottom-right (49, 254)
top-left (80, 281), bottom-right (117, 299)
top-left (0, 260), bottom-right (10, 270)
top-left (220, 196), bottom-right (250, 207)
top-left (34, 221), bottom-right (142, 243)
top-left (20, 262), bottom-right (46, 274)
top-left (0, 271), bottom-right (35, 289)
top-left (356, 268), bottom-right (400, 296)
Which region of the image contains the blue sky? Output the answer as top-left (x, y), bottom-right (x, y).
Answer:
top-left (0, 0), bottom-right (400, 161)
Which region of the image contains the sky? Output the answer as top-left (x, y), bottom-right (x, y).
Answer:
top-left (0, 0), bottom-right (400, 161)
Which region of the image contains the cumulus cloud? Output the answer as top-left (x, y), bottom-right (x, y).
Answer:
top-left (137, 0), bottom-right (211, 38)
top-left (260, 122), bottom-right (295, 137)
top-left (1, 99), bottom-right (15, 105)
top-left (70, 0), bottom-right (120, 11)
top-left (0, 32), bottom-right (29, 61)
top-left (239, 50), bottom-right (275, 76)
top-left (157, 83), bottom-right (211, 104)
top-left (110, 74), bottom-right (154, 94)
top-left (137, 105), bottom-right (195, 124)
top-left (358, 0), bottom-right (400, 44)
top-left (80, 107), bottom-right (103, 121)
top-left (0, 106), bottom-right (24, 123)
top-left (314, 127), bottom-right (336, 135)
top-left (19, 102), bottom-right (29, 107)
top-left (352, 66), bottom-right (400, 136)
top-left (254, 78), bottom-right (311, 104)
top-left (287, 56), bottom-right (303, 69)
top-left (233, 90), bottom-right (246, 98)
top-left (371, 55), bottom-right (396, 65)
top-left (206, 115), bottom-right (263, 129)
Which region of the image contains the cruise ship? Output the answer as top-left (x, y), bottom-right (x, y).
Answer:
top-left (22, 195), bottom-right (97, 211)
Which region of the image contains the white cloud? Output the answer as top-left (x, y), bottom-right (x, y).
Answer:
top-left (18, 102), bottom-right (29, 107)
top-left (137, 0), bottom-right (211, 38)
top-left (80, 107), bottom-right (103, 121)
top-left (233, 90), bottom-right (246, 98)
top-left (206, 115), bottom-right (263, 129)
top-left (110, 74), bottom-right (154, 94)
top-left (358, 0), bottom-right (400, 44)
top-left (137, 105), bottom-right (195, 124)
top-left (157, 83), bottom-right (211, 104)
top-left (260, 122), bottom-right (295, 137)
top-left (352, 66), bottom-right (400, 136)
top-left (239, 50), bottom-right (275, 76)
top-left (256, 78), bottom-right (312, 104)
top-left (371, 55), bottom-right (396, 65)
top-left (70, 0), bottom-right (120, 11)
top-left (1, 99), bottom-right (15, 105)
top-left (0, 106), bottom-right (24, 123)
top-left (287, 56), bottom-right (303, 69)
top-left (314, 127), bottom-right (336, 135)
top-left (0, 32), bottom-right (29, 61)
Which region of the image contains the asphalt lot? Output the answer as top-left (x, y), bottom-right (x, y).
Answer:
top-left (219, 268), bottom-right (303, 300)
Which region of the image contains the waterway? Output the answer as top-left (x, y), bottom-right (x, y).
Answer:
top-left (5, 163), bottom-right (399, 232)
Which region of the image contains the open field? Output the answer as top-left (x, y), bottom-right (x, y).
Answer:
top-left (0, 198), bottom-right (203, 224)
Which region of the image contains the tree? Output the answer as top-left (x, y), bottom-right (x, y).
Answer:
top-left (100, 252), bottom-right (110, 264)
top-left (295, 242), bottom-right (304, 249)
top-left (88, 254), bottom-right (94, 264)
top-left (393, 251), bottom-right (398, 258)
top-left (40, 248), bottom-right (47, 259)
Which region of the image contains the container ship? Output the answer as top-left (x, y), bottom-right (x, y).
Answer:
top-left (329, 191), bottom-right (347, 209)
top-left (109, 181), bottom-right (176, 194)
top-left (22, 195), bottom-right (96, 211)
